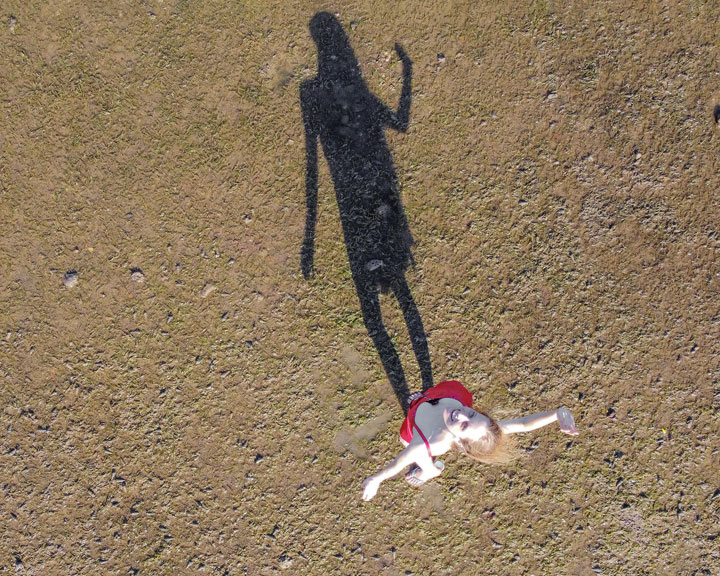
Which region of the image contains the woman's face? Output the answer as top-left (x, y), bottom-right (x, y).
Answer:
top-left (444, 406), bottom-right (491, 441)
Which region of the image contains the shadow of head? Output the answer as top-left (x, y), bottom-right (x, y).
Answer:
top-left (308, 12), bottom-right (362, 82)
top-left (309, 12), bottom-right (347, 46)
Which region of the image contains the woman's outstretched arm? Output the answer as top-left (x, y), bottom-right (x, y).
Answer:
top-left (300, 82), bottom-right (319, 278)
top-left (499, 407), bottom-right (579, 435)
top-left (362, 441), bottom-right (438, 501)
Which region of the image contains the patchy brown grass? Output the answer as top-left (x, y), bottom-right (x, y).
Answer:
top-left (1, 1), bottom-right (719, 574)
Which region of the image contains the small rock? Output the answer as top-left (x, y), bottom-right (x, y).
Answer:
top-left (130, 268), bottom-right (145, 283)
top-left (254, 454), bottom-right (264, 464)
top-left (437, 53), bottom-right (446, 63)
top-left (200, 283), bottom-right (217, 298)
top-left (63, 271), bottom-right (79, 288)
top-left (377, 203), bottom-right (391, 218)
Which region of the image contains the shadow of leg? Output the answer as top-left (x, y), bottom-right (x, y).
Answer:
top-left (392, 275), bottom-right (434, 392)
top-left (354, 273), bottom-right (412, 414)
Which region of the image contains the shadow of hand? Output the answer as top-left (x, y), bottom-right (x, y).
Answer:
top-left (394, 43), bottom-right (412, 67)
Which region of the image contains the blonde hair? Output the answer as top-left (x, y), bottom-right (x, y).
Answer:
top-left (454, 409), bottom-right (518, 464)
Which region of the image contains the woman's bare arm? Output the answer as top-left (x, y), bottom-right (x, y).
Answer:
top-left (499, 407), bottom-right (578, 435)
top-left (362, 441), bottom-right (436, 501)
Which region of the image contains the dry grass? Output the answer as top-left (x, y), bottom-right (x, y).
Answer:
top-left (1, 1), bottom-right (719, 574)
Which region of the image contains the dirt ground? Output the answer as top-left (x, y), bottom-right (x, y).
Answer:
top-left (1, 1), bottom-right (719, 574)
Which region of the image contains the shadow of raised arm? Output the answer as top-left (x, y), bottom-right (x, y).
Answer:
top-left (380, 44), bottom-right (413, 133)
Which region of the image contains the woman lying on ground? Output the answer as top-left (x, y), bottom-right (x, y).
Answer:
top-left (361, 380), bottom-right (579, 501)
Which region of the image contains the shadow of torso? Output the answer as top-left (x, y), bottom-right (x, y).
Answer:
top-left (301, 44), bottom-right (413, 291)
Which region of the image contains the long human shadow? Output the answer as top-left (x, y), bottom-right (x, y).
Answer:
top-left (300, 12), bottom-right (432, 413)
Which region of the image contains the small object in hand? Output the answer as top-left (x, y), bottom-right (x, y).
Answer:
top-left (557, 407), bottom-right (579, 435)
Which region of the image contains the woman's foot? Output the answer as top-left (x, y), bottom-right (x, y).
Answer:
top-left (404, 461), bottom-right (444, 488)
top-left (407, 392), bottom-right (423, 407)
top-left (405, 465), bottom-right (425, 487)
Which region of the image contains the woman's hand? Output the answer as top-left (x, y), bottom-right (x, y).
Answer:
top-left (557, 407), bottom-right (579, 435)
top-left (362, 444), bottom-right (427, 500)
top-left (362, 475), bottom-right (381, 501)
